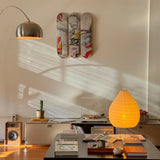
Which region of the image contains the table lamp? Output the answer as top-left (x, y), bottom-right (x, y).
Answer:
top-left (109, 90), bottom-right (140, 131)
top-left (0, 5), bottom-right (43, 39)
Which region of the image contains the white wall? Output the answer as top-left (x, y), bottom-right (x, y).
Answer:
top-left (149, 0), bottom-right (160, 119)
top-left (0, 0), bottom-right (150, 139)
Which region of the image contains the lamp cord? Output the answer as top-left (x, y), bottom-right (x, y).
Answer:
top-left (0, 5), bottom-right (30, 22)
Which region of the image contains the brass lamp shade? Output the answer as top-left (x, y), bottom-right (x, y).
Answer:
top-left (109, 90), bottom-right (140, 128)
top-left (16, 21), bottom-right (43, 39)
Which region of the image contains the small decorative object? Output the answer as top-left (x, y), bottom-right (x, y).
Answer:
top-left (12, 113), bottom-right (17, 122)
top-left (113, 148), bottom-right (124, 156)
top-left (87, 141), bottom-right (114, 153)
top-left (69, 13), bottom-right (80, 58)
top-left (140, 109), bottom-right (149, 123)
top-left (36, 100), bottom-right (44, 119)
top-left (99, 140), bottom-right (105, 148)
top-left (56, 13), bottom-right (68, 58)
top-left (81, 13), bottom-right (92, 58)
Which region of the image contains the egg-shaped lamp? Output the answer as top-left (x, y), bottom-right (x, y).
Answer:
top-left (109, 90), bottom-right (140, 128)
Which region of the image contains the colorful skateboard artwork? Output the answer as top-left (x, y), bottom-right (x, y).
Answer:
top-left (69, 13), bottom-right (80, 58)
top-left (56, 13), bottom-right (68, 58)
top-left (80, 13), bottom-right (92, 58)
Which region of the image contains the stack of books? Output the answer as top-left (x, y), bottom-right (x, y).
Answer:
top-left (54, 139), bottom-right (78, 157)
top-left (123, 137), bottom-right (142, 146)
top-left (123, 146), bottom-right (147, 157)
top-left (123, 137), bottom-right (147, 157)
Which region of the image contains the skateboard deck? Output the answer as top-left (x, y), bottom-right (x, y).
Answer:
top-left (80, 13), bottom-right (92, 58)
top-left (56, 13), bottom-right (68, 58)
top-left (69, 13), bottom-right (80, 58)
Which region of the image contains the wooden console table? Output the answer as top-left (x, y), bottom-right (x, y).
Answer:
top-left (71, 118), bottom-right (115, 134)
top-left (25, 122), bottom-right (71, 145)
top-left (24, 118), bottom-right (111, 146)
top-left (44, 134), bottom-right (160, 160)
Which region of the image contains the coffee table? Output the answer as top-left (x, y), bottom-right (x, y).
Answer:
top-left (44, 134), bottom-right (160, 159)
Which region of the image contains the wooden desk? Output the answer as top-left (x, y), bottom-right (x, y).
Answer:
top-left (44, 134), bottom-right (160, 160)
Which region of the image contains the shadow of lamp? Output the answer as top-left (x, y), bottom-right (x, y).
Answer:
top-left (109, 90), bottom-right (140, 134)
top-left (0, 5), bottom-right (43, 39)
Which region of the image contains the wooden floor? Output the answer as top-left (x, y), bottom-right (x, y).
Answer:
top-left (0, 143), bottom-right (159, 160)
top-left (0, 144), bottom-right (49, 160)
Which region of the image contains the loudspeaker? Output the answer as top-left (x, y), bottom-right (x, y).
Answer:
top-left (5, 122), bottom-right (22, 145)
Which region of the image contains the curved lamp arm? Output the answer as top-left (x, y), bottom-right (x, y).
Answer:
top-left (0, 5), bottom-right (43, 39)
top-left (0, 5), bottom-right (30, 22)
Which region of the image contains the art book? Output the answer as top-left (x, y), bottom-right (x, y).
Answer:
top-left (123, 146), bottom-right (147, 157)
top-left (54, 139), bottom-right (78, 157)
top-left (83, 134), bottom-right (104, 142)
top-left (123, 137), bottom-right (142, 146)
top-left (56, 139), bottom-right (78, 145)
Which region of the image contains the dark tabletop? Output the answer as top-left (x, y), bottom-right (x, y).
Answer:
top-left (44, 134), bottom-right (160, 160)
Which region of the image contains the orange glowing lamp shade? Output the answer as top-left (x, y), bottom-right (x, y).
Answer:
top-left (109, 90), bottom-right (140, 128)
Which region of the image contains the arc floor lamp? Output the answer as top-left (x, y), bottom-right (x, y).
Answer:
top-left (0, 5), bottom-right (43, 39)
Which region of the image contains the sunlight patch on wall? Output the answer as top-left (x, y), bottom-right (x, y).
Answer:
top-left (18, 40), bottom-right (63, 82)
top-left (17, 40), bottom-right (120, 100)
top-left (28, 87), bottom-right (97, 118)
top-left (64, 63), bottom-right (119, 99)
top-left (17, 40), bottom-right (148, 118)
top-left (17, 84), bottom-right (26, 99)
top-left (17, 84), bottom-right (97, 118)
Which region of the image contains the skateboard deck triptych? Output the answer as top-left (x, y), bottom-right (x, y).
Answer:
top-left (56, 13), bottom-right (92, 58)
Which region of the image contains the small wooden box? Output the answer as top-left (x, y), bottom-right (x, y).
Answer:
top-left (88, 142), bottom-right (113, 154)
